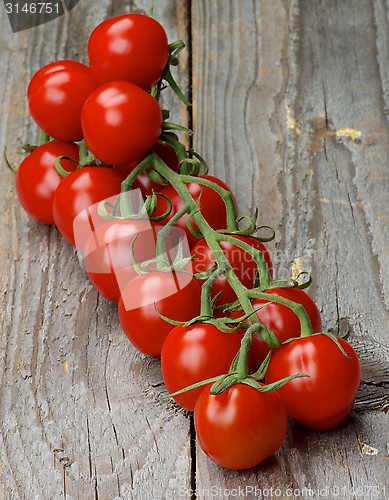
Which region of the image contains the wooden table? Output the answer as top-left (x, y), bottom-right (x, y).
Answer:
top-left (1, 0), bottom-right (389, 498)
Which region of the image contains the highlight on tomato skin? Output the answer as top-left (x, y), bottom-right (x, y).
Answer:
top-left (83, 219), bottom-right (167, 303)
top-left (15, 141), bottom-right (79, 226)
top-left (265, 334), bottom-right (361, 430)
top-left (194, 382), bottom-right (288, 470)
top-left (161, 323), bottom-right (244, 411)
top-left (87, 13), bottom-right (170, 91)
top-left (118, 271), bottom-right (202, 359)
top-left (81, 81), bottom-right (163, 166)
top-left (52, 166), bottom-right (126, 249)
top-left (27, 60), bottom-right (98, 142)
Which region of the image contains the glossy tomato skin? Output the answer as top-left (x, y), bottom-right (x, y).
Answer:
top-left (194, 383), bottom-right (287, 469)
top-left (231, 288), bottom-right (322, 364)
top-left (81, 81), bottom-right (162, 166)
top-left (84, 220), bottom-right (169, 303)
top-left (52, 166), bottom-right (125, 249)
top-left (115, 141), bottom-right (179, 197)
top-left (87, 14), bottom-right (169, 91)
top-left (152, 175), bottom-right (236, 249)
top-left (265, 335), bottom-right (361, 430)
top-left (15, 141), bottom-right (79, 225)
top-left (27, 60), bottom-right (97, 142)
top-left (161, 323), bottom-right (244, 411)
top-left (118, 272), bottom-right (202, 359)
top-left (190, 235), bottom-right (273, 307)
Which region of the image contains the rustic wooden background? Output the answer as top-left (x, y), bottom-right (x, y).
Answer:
top-left (1, 0), bottom-right (389, 498)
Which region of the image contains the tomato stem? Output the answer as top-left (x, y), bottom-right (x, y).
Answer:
top-left (39, 130), bottom-right (51, 145)
top-left (150, 156), bottom-right (261, 331)
top-left (236, 326), bottom-right (254, 379)
top-left (200, 267), bottom-right (226, 317)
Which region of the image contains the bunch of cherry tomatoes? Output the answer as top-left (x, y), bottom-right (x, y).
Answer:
top-left (7, 11), bottom-right (361, 470)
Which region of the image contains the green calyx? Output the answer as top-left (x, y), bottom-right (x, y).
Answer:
top-left (165, 324), bottom-right (309, 402)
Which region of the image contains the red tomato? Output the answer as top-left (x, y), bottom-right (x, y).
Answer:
top-left (265, 335), bottom-right (361, 430)
top-left (84, 220), bottom-right (170, 303)
top-left (27, 60), bottom-right (97, 142)
top-left (152, 175), bottom-right (237, 249)
top-left (194, 383), bottom-right (287, 469)
top-left (161, 323), bottom-right (243, 411)
top-left (116, 141), bottom-right (179, 197)
top-left (52, 166), bottom-right (125, 249)
top-left (190, 235), bottom-right (273, 307)
top-left (15, 141), bottom-right (79, 225)
top-left (81, 81), bottom-right (162, 166)
top-left (118, 271), bottom-right (201, 358)
top-left (231, 287), bottom-right (322, 362)
top-left (87, 14), bottom-right (169, 91)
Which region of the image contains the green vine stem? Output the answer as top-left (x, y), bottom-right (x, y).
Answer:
top-left (39, 130), bottom-right (50, 145)
top-left (149, 156), bottom-right (261, 324)
top-left (120, 152), bottom-right (156, 217)
top-left (199, 267), bottom-right (227, 318)
top-left (247, 290), bottom-right (313, 338)
top-left (119, 152), bottom-right (315, 380)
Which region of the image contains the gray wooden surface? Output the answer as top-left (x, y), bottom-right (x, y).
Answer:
top-left (1, 0), bottom-right (389, 499)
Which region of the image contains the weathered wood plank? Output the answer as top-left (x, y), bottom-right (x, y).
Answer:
top-left (2, 0), bottom-right (389, 498)
top-left (192, 0), bottom-right (389, 497)
top-left (0, 1), bottom-right (192, 499)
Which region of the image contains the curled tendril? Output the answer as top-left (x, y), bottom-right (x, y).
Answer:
top-left (178, 158), bottom-right (200, 176)
top-left (186, 208), bottom-right (203, 240)
top-left (148, 192), bottom-right (173, 222)
top-left (254, 225), bottom-right (276, 242)
top-left (54, 155), bottom-right (79, 177)
top-left (188, 150), bottom-right (209, 176)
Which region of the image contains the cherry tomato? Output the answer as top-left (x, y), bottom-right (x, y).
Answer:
top-left (118, 271), bottom-right (202, 358)
top-left (81, 81), bottom-right (162, 166)
top-left (84, 220), bottom-right (170, 303)
top-left (194, 382), bottom-right (287, 469)
top-left (265, 335), bottom-right (361, 430)
top-left (161, 323), bottom-right (243, 411)
top-left (15, 141), bottom-right (79, 225)
top-left (190, 235), bottom-right (273, 307)
top-left (116, 141), bottom-right (179, 197)
top-left (27, 60), bottom-right (97, 142)
top-left (152, 175), bottom-right (237, 249)
top-left (231, 287), bottom-right (322, 363)
top-left (87, 14), bottom-right (169, 91)
top-left (52, 166), bottom-right (125, 249)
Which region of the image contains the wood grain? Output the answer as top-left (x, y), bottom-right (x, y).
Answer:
top-left (1, 0), bottom-right (389, 498)
top-left (0, 1), bottom-right (192, 499)
top-left (191, 0), bottom-right (389, 498)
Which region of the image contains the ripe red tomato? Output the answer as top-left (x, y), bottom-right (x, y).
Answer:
top-left (190, 235), bottom-right (273, 307)
top-left (231, 287), bottom-right (322, 361)
top-left (265, 335), bottom-right (361, 430)
top-left (84, 220), bottom-right (170, 303)
top-left (15, 141), bottom-right (79, 225)
top-left (81, 81), bottom-right (162, 166)
top-left (52, 166), bottom-right (125, 249)
top-left (161, 323), bottom-right (244, 411)
top-left (118, 271), bottom-right (202, 358)
top-left (27, 60), bottom-right (97, 142)
top-left (194, 382), bottom-right (287, 469)
top-left (152, 175), bottom-right (237, 249)
top-left (87, 14), bottom-right (169, 91)
top-left (116, 141), bottom-right (179, 197)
